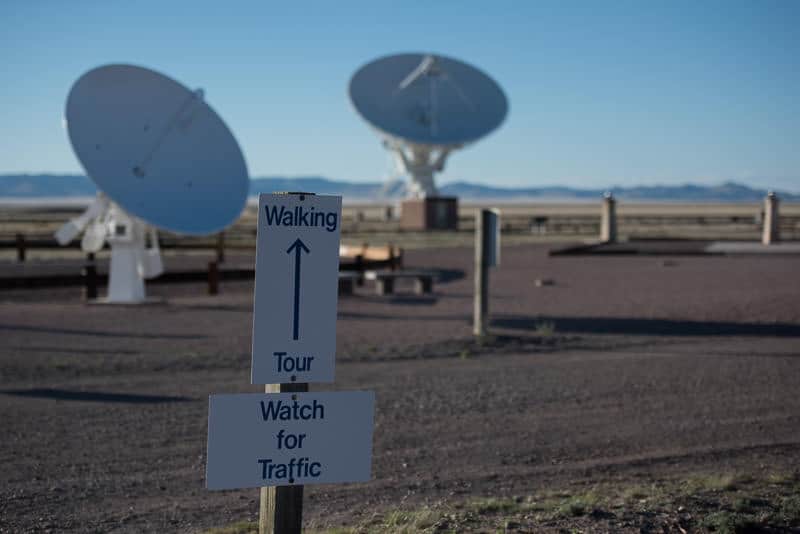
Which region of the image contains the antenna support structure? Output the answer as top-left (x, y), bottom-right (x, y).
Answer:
top-left (385, 140), bottom-right (453, 198)
top-left (55, 193), bottom-right (164, 303)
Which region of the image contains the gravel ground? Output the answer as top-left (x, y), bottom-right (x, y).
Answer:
top-left (1, 243), bottom-right (799, 532)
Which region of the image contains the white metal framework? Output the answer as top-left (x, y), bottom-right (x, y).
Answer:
top-left (55, 193), bottom-right (164, 303)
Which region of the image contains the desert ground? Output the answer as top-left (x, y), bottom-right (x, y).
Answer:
top-left (1, 238), bottom-right (799, 533)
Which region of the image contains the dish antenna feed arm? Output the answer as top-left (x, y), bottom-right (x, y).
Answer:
top-left (385, 140), bottom-right (456, 198)
top-left (55, 193), bottom-right (164, 302)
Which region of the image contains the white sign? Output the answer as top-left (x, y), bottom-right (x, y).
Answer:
top-left (206, 391), bottom-right (374, 489)
top-left (251, 193), bottom-right (342, 384)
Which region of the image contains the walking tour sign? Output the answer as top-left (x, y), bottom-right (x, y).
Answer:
top-left (251, 193), bottom-right (343, 385)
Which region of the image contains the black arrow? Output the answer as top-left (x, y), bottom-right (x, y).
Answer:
top-left (286, 238), bottom-right (311, 340)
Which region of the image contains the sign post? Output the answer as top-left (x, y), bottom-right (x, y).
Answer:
top-left (260, 382), bottom-right (307, 534)
top-left (206, 192), bottom-right (375, 534)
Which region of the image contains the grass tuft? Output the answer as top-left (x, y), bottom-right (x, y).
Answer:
top-left (778, 494), bottom-right (800, 525)
top-left (382, 507), bottom-right (438, 532)
top-left (701, 511), bottom-right (757, 533)
top-left (472, 498), bottom-right (519, 515)
top-left (203, 521), bottom-right (256, 534)
top-left (532, 321), bottom-right (555, 337)
top-left (683, 473), bottom-right (744, 493)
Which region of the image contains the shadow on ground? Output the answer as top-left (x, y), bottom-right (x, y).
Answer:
top-left (0, 323), bottom-right (207, 339)
top-left (493, 315), bottom-right (800, 337)
top-left (7, 345), bottom-right (141, 355)
top-left (0, 388), bottom-right (191, 403)
top-left (430, 268), bottom-right (466, 284)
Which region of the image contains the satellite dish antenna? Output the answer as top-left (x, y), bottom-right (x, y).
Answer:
top-left (349, 53), bottom-right (508, 198)
top-left (56, 64), bottom-right (249, 303)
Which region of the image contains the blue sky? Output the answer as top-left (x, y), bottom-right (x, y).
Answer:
top-left (2, 0), bottom-right (799, 191)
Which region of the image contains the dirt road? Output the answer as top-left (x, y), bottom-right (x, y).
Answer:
top-left (1, 244), bottom-right (798, 532)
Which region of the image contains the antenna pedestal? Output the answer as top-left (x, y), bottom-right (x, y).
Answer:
top-left (107, 239), bottom-right (147, 303)
top-left (400, 196), bottom-right (458, 231)
top-left (102, 208), bottom-right (163, 304)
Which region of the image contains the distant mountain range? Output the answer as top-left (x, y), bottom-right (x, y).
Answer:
top-left (0, 174), bottom-right (797, 202)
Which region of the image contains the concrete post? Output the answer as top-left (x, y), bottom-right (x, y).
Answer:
top-left (600, 192), bottom-right (617, 243)
top-left (762, 191), bottom-right (779, 245)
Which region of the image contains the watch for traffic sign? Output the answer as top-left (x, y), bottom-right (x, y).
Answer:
top-left (206, 391), bottom-right (375, 490)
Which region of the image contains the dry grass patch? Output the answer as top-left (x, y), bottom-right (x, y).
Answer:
top-left (209, 470), bottom-right (800, 533)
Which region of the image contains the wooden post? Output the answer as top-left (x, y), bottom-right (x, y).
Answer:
top-left (473, 210), bottom-right (491, 337)
top-left (762, 191), bottom-right (779, 245)
top-left (15, 233), bottom-right (26, 262)
top-left (388, 243), bottom-right (397, 271)
top-left (260, 381), bottom-right (309, 534)
top-left (259, 191), bottom-right (313, 534)
top-left (82, 253), bottom-right (97, 301)
top-left (216, 232), bottom-right (225, 263)
top-left (600, 192), bottom-right (617, 243)
top-left (207, 261), bottom-right (219, 295)
top-left (354, 255), bottom-right (364, 286)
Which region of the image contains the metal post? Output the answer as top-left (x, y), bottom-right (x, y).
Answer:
top-left (473, 210), bottom-right (490, 337)
top-left (600, 192), bottom-right (617, 243)
top-left (259, 192), bottom-right (312, 534)
top-left (762, 191), bottom-right (779, 245)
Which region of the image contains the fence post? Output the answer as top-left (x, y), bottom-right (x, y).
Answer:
top-left (16, 233), bottom-right (26, 262)
top-left (208, 261), bottom-right (219, 295)
top-left (83, 253), bottom-right (97, 301)
top-left (354, 254), bottom-right (364, 286)
top-left (216, 232), bottom-right (225, 263)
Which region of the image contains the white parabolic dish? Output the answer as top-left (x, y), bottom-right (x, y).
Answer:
top-left (349, 53), bottom-right (508, 147)
top-left (66, 64), bottom-right (249, 235)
